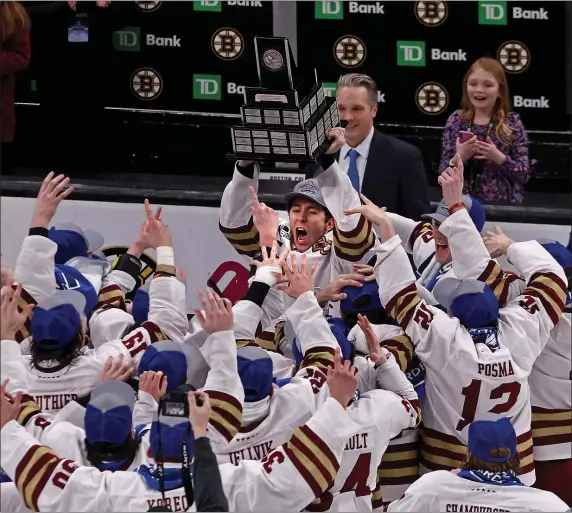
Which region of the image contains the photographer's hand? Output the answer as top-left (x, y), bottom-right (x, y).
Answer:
top-left (188, 391), bottom-right (211, 438)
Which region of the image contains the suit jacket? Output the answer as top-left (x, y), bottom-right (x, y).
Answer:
top-left (308, 129), bottom-right (431, 221)
top-left (0, 30), bottom-right (30, 142)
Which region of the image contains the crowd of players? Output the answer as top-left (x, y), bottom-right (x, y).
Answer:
top-left (0, 127), bottom-right (570, 512)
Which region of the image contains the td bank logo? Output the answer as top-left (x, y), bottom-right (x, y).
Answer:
top-left (479, 2), bottom-right (548, 24)
top-left (114, 27), bottom-right (140, 52)
top-left (194, 75), bottom-right (221, 100)
top-left (478, 1), bottom-right (506, 24)
top-left (397, 41), bottom-right (426, 66)
top-left (193, 0), bottom-right (262, 11)
top-left (193, 76), bottom-right (247, 100)
top-left (315, 1), bottom-right (385, 19)
top-left (397, 41), bottom-right (466, 66)
top-left (323, 82), bottom-right (338, 97)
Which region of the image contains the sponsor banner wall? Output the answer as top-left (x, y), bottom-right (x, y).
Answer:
top-left (298, 1), bottom-right (568, 131)
top-left (109, 0), bottom-right (273, 112)
top-left (2, 196), bottom-right (570, 313)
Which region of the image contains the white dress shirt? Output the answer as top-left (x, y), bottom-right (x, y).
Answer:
top-left (339, 126), bottom-right (375, 192)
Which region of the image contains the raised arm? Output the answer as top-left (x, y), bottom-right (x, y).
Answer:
top-left (345, 196), bottom-right (459, 372)
top-left (313, 129), bottom-right (376, 264)
top-left (11, 173), bottom-right (74, 342)
top-left (221, 357), bottom-right (362, 511)
top-left (193, 291), bottom-right (244, 449)
top-left (499, 240), bottom-right (568, 371)
top-left (219, 161), bottom-right (262, 258)
top-left (437, 157), bottom-right (522, 305)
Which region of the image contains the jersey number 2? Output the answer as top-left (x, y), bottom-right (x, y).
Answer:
top-left (456, 379), bottom-right (521, 431)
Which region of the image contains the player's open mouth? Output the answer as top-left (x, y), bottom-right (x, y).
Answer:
top-left (473, 95), bottom-right (487, 102)
top-left (436, 242), bottom-right (448, 250)
top-left (296, 227), bottom-right (309, 245)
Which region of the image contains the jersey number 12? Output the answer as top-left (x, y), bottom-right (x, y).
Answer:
top-left (456, 379), bottom-right (521, 431)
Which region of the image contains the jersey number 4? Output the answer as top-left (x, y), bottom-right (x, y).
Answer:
top-left (307, 453), bottom-right (371, 511)
top-left (456, 379), bottom-right (521, 431)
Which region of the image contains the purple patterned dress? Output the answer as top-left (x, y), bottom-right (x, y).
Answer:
top-left (439, 111), bottom-right (530, 204)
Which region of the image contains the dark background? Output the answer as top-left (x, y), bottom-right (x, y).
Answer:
top-left (7, 0), bottom-right (571, 198)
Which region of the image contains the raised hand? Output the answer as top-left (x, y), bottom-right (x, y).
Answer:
top-left (249, 186), bottom-right (279, 247)
top-left (278, 253), bottom-right (319, 299)
top-left (99, 354), bottom-right (134, 384)
top-left (0, 379), bottom-right (22, 429)
top-left (438, 153), bottom-right (464, 208)
top-left (326, 348), bottom-right (359, 408)
top-left (352, 263), bottom-right (377, 282)
top-left (357, 314), bottom-right (387, 365)
top-left (483, 225), bottom-right (514, 258)
top-left (32, 172), bottom-right (74, 229)
top-left (325, 127), bottom-right (346, 155)
top-left (143, 199), bottom-right (171, 249)
top-left (344, 193), bottom-right (389, 227)
top-left (194, 288), bottom-right (234, 334)
top-left (1, 282), bottom-right (34, 341)
top-left (315, 273), bottom-right (364, 305)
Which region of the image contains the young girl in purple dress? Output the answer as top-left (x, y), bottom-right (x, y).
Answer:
top-left (439, 57), bottom-right (530, 204)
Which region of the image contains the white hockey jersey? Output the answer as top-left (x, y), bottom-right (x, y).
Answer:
top-left (386, 212), bottom-right (523, 306)
top-left (0, 398), bottom-right (363, 512)
top-left (436, 209), bottom-right (572, 463)
top-left (374, 229), bottom-right (568, 486)
top-left (217, 291), bottom-right (421, 512)
top-left (232, 287), bottom-right (295, 379)
top-left (386, 469), bottom-right (569, 512)
top-left (219, 159), bottom-right (377, 316)
top-left (529, 311), bottom-right (572, 461)
top-left (348, 323), bottom-right (420, 508)
top-left (13, 272), bottom-right (187, 413)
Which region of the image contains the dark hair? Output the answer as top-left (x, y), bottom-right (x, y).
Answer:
top-left (287, 198), bottom-right (333, 222)
top-left (341, 307), bottom-right (393, 331)
top-left (462, 447), bottom-right (521, 474)
top-left (85, 437), bottom-right (140, 469)
top-left (29, 331), bottom-right (86, 370)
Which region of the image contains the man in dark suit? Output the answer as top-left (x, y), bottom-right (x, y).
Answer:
top-left (320, 73), bottom-right (430, 221)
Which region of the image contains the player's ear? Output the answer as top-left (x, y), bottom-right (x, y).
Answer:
top-left (325, 217), bottom-right (336, 232)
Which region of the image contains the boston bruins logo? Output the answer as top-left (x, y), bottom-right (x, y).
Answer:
top-left (311, 236), bottom-right (332, 256)
top-left (134, 1), bottom-right (161, 12)
top-left (415, 1), bottom-right (448, 26)
top-left (131, 68), bottom-right (163, 100)
top-left (498, 41), bottom-right (530, 74)
top-left (102, 246), bottom-right (156, 298)
top-left (211, 27), bottom-right (244, 61)
top-left (415, 82), bottom-right (448, 115)
top-left (333, 35), bottom-right (366, 68)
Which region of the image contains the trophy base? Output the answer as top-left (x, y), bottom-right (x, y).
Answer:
top-left (227, 135), bottom-right (335, 164)
top-left (229, 97), bottom-right (340, 163)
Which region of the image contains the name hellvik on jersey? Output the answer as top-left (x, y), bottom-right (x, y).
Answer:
top-left (228, 433), bottom-right (371, 465)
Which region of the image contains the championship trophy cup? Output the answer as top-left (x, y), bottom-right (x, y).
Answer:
top-left (228, 36), bottom-right (341, 163)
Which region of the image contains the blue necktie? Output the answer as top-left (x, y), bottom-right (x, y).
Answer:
top-left (347, 148), bottom-right (360, 192)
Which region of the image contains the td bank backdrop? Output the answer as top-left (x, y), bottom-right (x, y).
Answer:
top-left (18, 0), bottom-right (569, 132)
